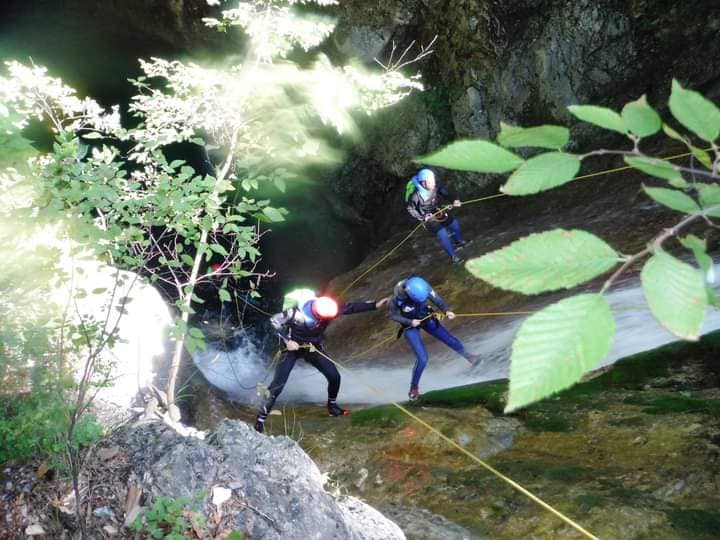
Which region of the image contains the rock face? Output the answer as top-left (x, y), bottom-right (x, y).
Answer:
top-left (330, 0), bottom-right (720, 225)
top-left (123, 419), bottom-right (405, 539)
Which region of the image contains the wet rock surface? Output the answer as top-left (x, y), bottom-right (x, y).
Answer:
top-left (192, 334), bottom-right (720, 538)
top-left (289, 335), bottom-right (720, 539)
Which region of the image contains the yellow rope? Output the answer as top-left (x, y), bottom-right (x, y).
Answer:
top-left (300, 343), bottom-right (599, 540)
top-left (339, 223), bottom-right (424, 296)
top-left (234, 292), bottom-right (274, 317)
top-left (571, 149), bottom-right (695, 182)
top-left (348, 333), bottom-right (397, 360)
top-left (454, 310), bottom-right (533, 317)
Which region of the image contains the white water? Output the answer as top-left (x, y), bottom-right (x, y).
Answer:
top-left (194, 269), bottom-right (720, 408)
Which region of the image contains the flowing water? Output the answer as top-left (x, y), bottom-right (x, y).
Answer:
top-left (194, 262), bottom-right (720, 406)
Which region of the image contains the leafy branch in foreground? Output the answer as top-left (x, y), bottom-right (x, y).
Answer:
top-left (1, 0), bottom-right (429, 421)
top-left (417, 79), bottom-right (720, 411)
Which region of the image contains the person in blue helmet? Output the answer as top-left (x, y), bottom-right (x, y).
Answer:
top-left (405, 168), bottom-right (468, 264)
top-left (388, 275), bottom-right (482, 400)
top-left (254, 294), bottom-right (389, 433)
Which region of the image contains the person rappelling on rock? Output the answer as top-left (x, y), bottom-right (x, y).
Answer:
top-left (254, 292), bottom-right (389, 433)
top-left (405, 167), bottom-right (469, 264)
top-left (388, 275), bottom-right (481, 401)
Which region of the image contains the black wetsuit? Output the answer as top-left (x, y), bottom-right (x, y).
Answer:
top-left (258, 300), bottom-right (377, 417)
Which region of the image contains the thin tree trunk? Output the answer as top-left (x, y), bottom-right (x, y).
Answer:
top-left (165, 129), bottom-right (239, 410)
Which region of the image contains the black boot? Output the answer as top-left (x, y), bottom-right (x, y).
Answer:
top-left (254, 415), bottom-right (266, 433)
top-left (327, 400), bottom-right (349, 417)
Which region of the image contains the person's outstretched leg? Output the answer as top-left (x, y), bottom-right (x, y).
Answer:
top-left (305, 350), bottom-right (348, 416)
top-left (435, 227), bottom-right (458, 260)
top-left (255, 350), bottom-right (298, 432)
top-left (404, 327), bottom-right (428, 399)
top-left (424, 318), bottom-right (465, 354)
top-left (424, 318), bottom-right (481, 366)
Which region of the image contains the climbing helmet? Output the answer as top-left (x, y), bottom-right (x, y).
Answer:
top-left (405, 276), bottom-right (431, 303)
top-left (311, 296), bottom-right (339, 320)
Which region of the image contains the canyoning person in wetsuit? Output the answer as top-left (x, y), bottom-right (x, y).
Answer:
top-left (389, 276), bottom-right (481, 400)
top-left (254, 294), bottom-right (389, 433)
top-left (405, 168), bottom-right (468, 264)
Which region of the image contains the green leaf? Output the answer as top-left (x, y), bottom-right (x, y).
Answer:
top-left (697, 183), bottom-right (720, 217)
top-left (263, 207), bottom-right (285, 222)
top-left (81, 131), bottom-right (104, 140)
top-left (669, 79), bottom-right (720, 142)
top-left (662, 123), bottom-right (686, 143)
top-left (624, 156), bottom-right (686, 188)
top-left (218, 288), bottom-right (231, 302)
top-left (690, 145), bottom-right (713, 170)
top-left (466, 229), bottom-right (618, 294)
top-left (506, 294), bottom-right (615, 412)
top-left (501, 152), bottom-right (581, 195)
top-left (209, 243), bottom-right (229, 256)
top-left (415, 140), bottom-right (524, 173)
top-left (497, 123), bottom-right (570, 149)
top-left (641, 251), bottom-right (707, 340)
top-left (621, 95), bottom-right (661, 138)
top-left (642, 186), bottom-right (699, 214)
top-left (679, 234), bottom-right (711, 274)
top-left (189, 327), bottom-right (204, 339)
top-left (567, 105), bottom-right (626, 134)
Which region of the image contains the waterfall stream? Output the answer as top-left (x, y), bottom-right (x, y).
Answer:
top-left (194, 264), bottom-right (720, 406)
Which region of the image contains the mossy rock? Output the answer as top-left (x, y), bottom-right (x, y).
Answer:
top-left (493, 460), bottom-right (595, 483)
top-left (417, 380), bottom-right (507, 413)
top-left (667, 509), bottom-right (720, 540)
top-left (352, 404), bottom-right (405, 427)
top-left (623, 394), bottom-right (720, 415)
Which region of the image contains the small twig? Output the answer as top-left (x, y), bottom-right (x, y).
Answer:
top-left (374, 35), bottom-right (437, 72)
top-left (601, 203), bottom-right (720, 293)
top-left (237, 497), bottom-right (280, 532)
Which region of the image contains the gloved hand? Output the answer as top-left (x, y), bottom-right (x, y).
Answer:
top-left (423, 214), bottom-right (434, 222)
top-left (445, 311), bottom-right (456, 320)
top-left (375, 296), bottom-right (390, 309)
top-left (452, 199), bottom-right (462, 208)
top-left (411, 319), bottom-right (422, 327)
top-left (285, 339), bottom-right (300, 351)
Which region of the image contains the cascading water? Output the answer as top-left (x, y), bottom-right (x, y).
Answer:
top-left (193, 264), bottom-right (720, 406)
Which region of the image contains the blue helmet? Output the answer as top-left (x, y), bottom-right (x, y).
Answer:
top-left (405, 276), bottom-right (431, 303)
top-left (301, 299), bottom-right (318, 323)
top-left (417, 168), bottom-right (435, 184)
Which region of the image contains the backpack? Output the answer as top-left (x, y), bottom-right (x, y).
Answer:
top-left (282, 288), bottom-right (315, 311)
top-left (404, 179), bottom-right (416, 202)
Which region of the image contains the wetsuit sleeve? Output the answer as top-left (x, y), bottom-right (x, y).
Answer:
top-left (339, 301), bottom-right (377, 315)
top-left (405, 193), bottom-right (425, 221)
top-left (270, 309), bottom-right (293, 340)
top-left (388, 297), bottom-right (414, 326)
top-left (428, 288), bottom-right (450, 313)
